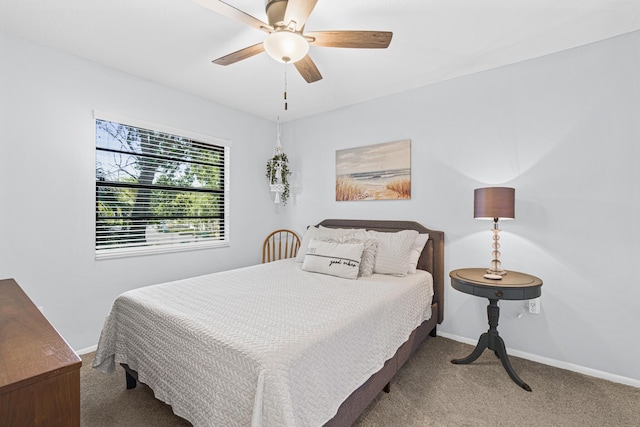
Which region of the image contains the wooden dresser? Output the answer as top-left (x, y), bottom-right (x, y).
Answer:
top-left (0, 278), bottom-right (81, 426)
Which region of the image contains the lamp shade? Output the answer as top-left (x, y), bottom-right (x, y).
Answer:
top-left (474, 187), bottom-right (515, 220)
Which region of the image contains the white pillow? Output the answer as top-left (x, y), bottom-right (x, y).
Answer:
top-left (316, 234), bottom-right (378, 277)
top-left (408, 233), bottom-right (429, 274)
top-left (318, 225), bottom-right (358, 235)
top-left (295, 226), bottom-right (358, 262)
top-left (367, 229), bottom-right (419, 276)
top-left (296, 226), bottom-right (320, 262)
top-left (302, 239), bottom-right (364, 280)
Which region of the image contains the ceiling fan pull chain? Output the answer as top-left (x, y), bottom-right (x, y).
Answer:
top-left (283, 62), bottom-right (288, 111)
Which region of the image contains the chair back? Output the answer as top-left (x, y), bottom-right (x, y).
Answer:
top-left (262, 229), bottom-right (300, 263)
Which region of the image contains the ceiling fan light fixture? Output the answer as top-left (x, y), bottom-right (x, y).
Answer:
top-left (264, 30), bottom-right (309, 63)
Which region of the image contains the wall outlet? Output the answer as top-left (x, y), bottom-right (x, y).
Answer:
top-left (528, 298), bottom-right (541, 314)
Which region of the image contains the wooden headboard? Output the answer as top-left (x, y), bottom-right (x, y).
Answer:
top-left (317, 219), bottom-right (445, 324)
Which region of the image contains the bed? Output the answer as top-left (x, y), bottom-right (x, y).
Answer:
top-left (93, 219), bottom-right (444, 427)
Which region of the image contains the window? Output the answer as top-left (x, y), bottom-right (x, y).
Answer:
top-left (95, 112), bottom-right (230, 259)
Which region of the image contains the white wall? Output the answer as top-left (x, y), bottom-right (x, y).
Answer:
top-left (283, 31), bottom-right (640, 382)
top-left (1, 29), bottom-right (638, 384)
top-left (0, 32), bottom-right (282, 350)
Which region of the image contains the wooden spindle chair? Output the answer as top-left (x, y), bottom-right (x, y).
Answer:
top-left (262, 229), bottom-right (301, 263)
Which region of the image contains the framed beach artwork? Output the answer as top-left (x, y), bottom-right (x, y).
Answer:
top-left (336, 139), bottom-right (411, 201)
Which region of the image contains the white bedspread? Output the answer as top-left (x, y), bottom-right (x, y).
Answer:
top-left (93, 259), bottom-right (433, 427)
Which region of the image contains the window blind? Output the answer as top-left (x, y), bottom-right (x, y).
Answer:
top-left (95, 114), bottom-right (229, 259)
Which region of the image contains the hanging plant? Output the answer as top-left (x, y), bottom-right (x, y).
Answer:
top-left (266, 152), bottom-right (291, 205)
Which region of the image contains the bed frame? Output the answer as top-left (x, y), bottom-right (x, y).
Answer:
top-left (121, 219), bottom-right (444, 427)
top-left (317, 220), bottom-right (444, 427)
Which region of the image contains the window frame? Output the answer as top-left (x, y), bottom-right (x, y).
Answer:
top-left (94, 110), bottom-right (231, 260)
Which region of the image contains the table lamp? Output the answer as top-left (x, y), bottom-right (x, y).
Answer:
top-left (474, 187), bottom-right (515, 279)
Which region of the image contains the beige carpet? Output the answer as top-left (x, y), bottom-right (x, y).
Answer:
top-left (80, 337), bottom-right (640, 426)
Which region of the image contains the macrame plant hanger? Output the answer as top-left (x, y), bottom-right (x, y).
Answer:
top-left (270, 117), bottom-right (285, 203)
top-left (268, 63), bottom-right (292, 204)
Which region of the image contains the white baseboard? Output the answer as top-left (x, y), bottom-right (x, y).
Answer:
top-left (437, 332), bottom-right (640, 389)
top-left (75, 344), bottom-right (97, 355)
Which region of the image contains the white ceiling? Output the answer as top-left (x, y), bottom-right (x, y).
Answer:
top-left (2, 0), bottom-right (639, 122)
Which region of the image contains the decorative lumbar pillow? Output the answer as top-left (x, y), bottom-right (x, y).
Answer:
top-left (367, 229), bottom-right (419, 276)
top-left (296, 226), bottom-right (358, 263)
top-left (302, 239), bottom-right (364, 280)
top-left (408, 233), bottom-right (429, 274)
top-left (316, 233), bottom-right (378, 277)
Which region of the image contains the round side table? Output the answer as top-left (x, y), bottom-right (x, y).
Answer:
top-left (449, 268), bottom-right (542, 391)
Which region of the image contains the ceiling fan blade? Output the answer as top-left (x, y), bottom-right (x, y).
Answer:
top-left (283, 0), bottom-right (319, 30)
top-left (306, 31), bottom-right (393, 49)
top-left (193, 0), bottom-right (272, 32)
top-left (213, 43), bottom-right (265, 66)
top-left (294, 54), bottom-right (322, 83)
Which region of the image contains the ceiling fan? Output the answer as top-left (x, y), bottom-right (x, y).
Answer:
top-left (194, 0), bottom-right (393, 83)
